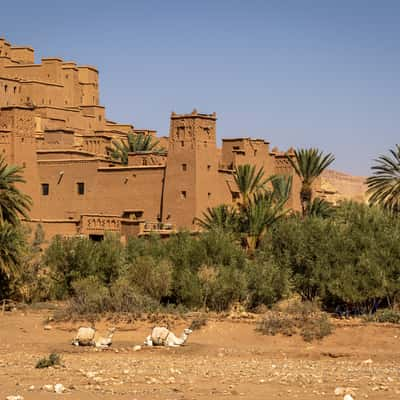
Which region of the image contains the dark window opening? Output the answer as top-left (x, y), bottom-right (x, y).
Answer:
top-left (89, 234), bottom-right (104, 242)
top-left (41, 183), bottom-right (49, 196)
top-left (207, 165), bottom-right (211, 171)
top-left (77, 182), bottom-right (85, 195)
top-left (182, 163), bottom-right (187, 171)
top-left (180, 190), bottom-right (187, 199)
top-left (208, 192), bottom-right (211, 199)
top-left (181, 141), bottom-right (184, 147)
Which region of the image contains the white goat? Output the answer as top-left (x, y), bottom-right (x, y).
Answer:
top-left (144, 326), bottom-right (192, 347)
top-left (72, 327), bottom-right (115, 348)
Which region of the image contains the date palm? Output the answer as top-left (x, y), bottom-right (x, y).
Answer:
top-left (241, 191), bottom-right (289, 252)
top-left (287, 148), bottom-right (335, 216)
top-left (0, 222), bottom-right (25, 280)
top-left (196, 204), bottom-right (238, 232)
top-left (233, 164), bottom-right (269, 208)
top-left (0, 156), bottom-right (32, 226)
top-left (366, 145), bottom-right (400, 213)
top-left (107, 133), bottom-right (167, 165)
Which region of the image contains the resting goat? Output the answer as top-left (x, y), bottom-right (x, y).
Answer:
top-left (72, 327), bottom-right (115, 348)
top-left (144, 326), bottom-right (192, 347)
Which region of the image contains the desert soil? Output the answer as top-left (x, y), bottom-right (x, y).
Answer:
top-left (0, 309), bottom-right (399, 399)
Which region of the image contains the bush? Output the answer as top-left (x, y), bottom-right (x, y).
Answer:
top-left (256, 300), bottom-right (333, 342)
top-left (365, 309), bottom-right (400, 324)
top-left (35, 352), bottom-right (62, 369)
top-left (125, 256), bottom-right (173, 302)
top-left (246, 254), bottom-right (290, 309)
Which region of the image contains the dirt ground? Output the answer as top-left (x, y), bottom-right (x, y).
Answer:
top-left (0, 308), bottom-right (399, 399)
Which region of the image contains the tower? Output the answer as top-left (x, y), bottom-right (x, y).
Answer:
top-left (162, 109), bottom-right (219, 229)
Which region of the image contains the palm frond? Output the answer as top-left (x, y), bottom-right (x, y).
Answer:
top-left (366, 145), bottom-right (400, 213)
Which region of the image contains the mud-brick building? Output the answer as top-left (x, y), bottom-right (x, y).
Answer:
top-left (0, 37), bottom-right (304, 240)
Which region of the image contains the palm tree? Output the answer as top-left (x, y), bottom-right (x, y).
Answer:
top-left (287, 148), bottom-right (335, 216)
top-left (307, 197), bottom-right (334, 218)
top-left (107, 133), bottom-right (167, 165)
top-left (0, 156), bottom-right (32, 226)
top-left (270, 174), bottom-right (293, 205)
top-left (233, 164), bottom-right (269, 208)
top-left (196, 204), bottom-right (238, 232)
top-left (0, 222), bottom-right (25, 280)
top-left (366, 145), bottom-right (400, 213)
top-left (241, 191), bottom-right (288, 252)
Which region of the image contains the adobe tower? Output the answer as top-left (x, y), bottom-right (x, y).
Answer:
top-left (162, 109), bottom-right (220, 229)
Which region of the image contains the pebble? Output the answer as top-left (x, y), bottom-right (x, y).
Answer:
top-left (6, 396), bottom-right (24, 400)
top-left (133, 345), bottom-right (141, 351)
top-left (42, 384), bottom-right (53, 392)
top-left (54, 383), bottom-right (65, 393)
top-left (343, 395), bottom-right (354, 400)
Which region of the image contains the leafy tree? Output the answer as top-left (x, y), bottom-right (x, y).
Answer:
top-left (0, 155), bottom-right (32, 226)
top-left (107, 133), bottom-right (167, 164)
top-left (366, 145), bottom-right (400, 213)
top-left (287, 148), bottom-right (335, 216)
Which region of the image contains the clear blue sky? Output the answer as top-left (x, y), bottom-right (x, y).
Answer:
top-left (2, 0), bottom-right (399, 175)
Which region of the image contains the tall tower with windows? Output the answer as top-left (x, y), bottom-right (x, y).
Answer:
top-left (162, 109), bottom-right (219, 229)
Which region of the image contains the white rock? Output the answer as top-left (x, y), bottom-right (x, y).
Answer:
top-left (363, 358), bottom-right (373, 364)
top-left (335, 387), bottom-right (345, 396)
top-left (133, 345), bottom-right (141, 351)
top-left (54, 383), bottom-right (65, 393)
top-left (43, 324), bottom-right (52, 330)
top-left (6, 396), bottom-right (24, 400)
top-left (28, 386), bottom-right (35, 391)
top-left (42, 385), bottom-right (54, 392)
top-left (343, 395), bottom-right (354, 400)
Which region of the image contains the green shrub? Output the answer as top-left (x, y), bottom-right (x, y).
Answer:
top-left (256, 300), bottom-right (333, 342)
top-left (366, 309), bottom-right (400, 324)
top-left (35, 352), bottom-right (62, 369)
top-left (125, 256), bottom-right (173, 302)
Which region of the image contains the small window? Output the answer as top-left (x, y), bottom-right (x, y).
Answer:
top-left (208, 192), bottom-right (211, 199)
top-left (181, 141), bottom-right (184, 147)
top-left (233, 146), bottom-right (240, 150)
top-left (41, 183), bottom-right (49, 196)
top-left (207, 165), bottom-right (211, 171)
top-left (180, 190), bottom-right (187, 199)
top-left (182, 163), bottom-right (187, 171)
top-left (77, 182), bottom-right (85, 195)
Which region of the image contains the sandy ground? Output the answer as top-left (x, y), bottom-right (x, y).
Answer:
top-left (0, 309), bottom-right (399, 399)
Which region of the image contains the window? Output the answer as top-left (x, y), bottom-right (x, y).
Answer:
top-left (77, 182), bottom-right (85, 195)
top-left (41, 183), bottom-right (49, 196)
top-left (180, 190), bottom-right (187, 199)
top-left (181, 141), bottom-right (184, 147)
top-left (181, 163), bottom-right (187, 171)
top-left (207, 165), bottom-right (211, 171)
top-left (208, 192), bottom-right (211, 199)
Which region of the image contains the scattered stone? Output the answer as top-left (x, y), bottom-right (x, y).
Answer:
top-left (6, 396), bottom-right (24, 400)
top-left (343, 395), bottom-right (354, 400)
top-left (28, 386), bottom-right (34, 391)
top-left (363, 359), bottom-right (373, 364)
top-left (43, 324), bottom-right (52, 330)
top-left (335, 387), bottom-right (346, 396)
top-left (42, 384), bottom-right (54, 392)
top-left (133, 345), bottom-right (141, 351)
top-left (54, 383), bottom-right (65, 393)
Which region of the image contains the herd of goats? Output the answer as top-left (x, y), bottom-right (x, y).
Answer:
top-left (72, 326), bottom-right (193, 349)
